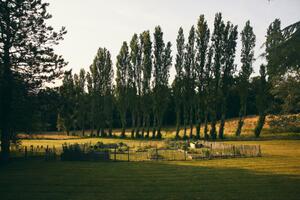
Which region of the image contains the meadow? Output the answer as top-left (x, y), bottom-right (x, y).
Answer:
top-left (1, 116), bottom-right (300, 199)
top-left (0, 139), bottom-right (300, 200)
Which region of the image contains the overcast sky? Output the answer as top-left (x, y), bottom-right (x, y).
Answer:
top-left (46, 0), bottom-right (300, 79)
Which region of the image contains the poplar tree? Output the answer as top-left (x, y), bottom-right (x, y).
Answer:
top-left (152, 26), bottom-right (172, 139)
top-left (116, 42), bottom-right (130, 137)
top-left (195, 15), bottom-right (210, 139)
top-left (59, 71), bottom-right (75, 136)
top-left (235, 21), bottom-right (256, 136)
top-left (102, 52), bottom-right (114, 137)
top-left (0, 0), bottom-right (66, 161)
top-left (129, 34), bottom-right (142, 138)
top-left (210, 13), bottom-right (225, 139)
top-left (74, 69), bottom-right (87, 136)
top-left (140, 31), bottom-right (152, 138)
top-left (90, 48), bottom-right (113, 137)
top-left (203, 47), bottom-right (214, 139)
top-left (183, 26), bottom-right (196, 139)
top-left (173, 27), bottom-right (185, 139)
top-left (86, 72), bottom-right (95, 136)
top-left (218, 22), bottom-right (238, 139)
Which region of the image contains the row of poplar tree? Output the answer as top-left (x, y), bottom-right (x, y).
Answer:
top-left (57, 13), bottom-right (276, 139)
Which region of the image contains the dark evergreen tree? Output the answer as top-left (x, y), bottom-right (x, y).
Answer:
top-left (0, 0), bottom-right (66, 161)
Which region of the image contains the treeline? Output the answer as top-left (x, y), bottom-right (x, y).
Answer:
top-left (8, 13), bottom-right (300, 140)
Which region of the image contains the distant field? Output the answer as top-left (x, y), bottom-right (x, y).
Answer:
top-left (1, 140), bottom-right (300, 200)
top-left (17, 115), bottom-right (300, 140)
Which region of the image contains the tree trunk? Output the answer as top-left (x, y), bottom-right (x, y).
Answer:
top-left (141, 114), bottom-right (145, 138)
top-left (254, 113), bottom-right (266, 137)
top-left (183, 118), bottom-right (187, 139)
top-left (236, 104), bottom-right (246, 136)
top-left (189, 109), bottom-right (193, 139)
top-left (204, 112), bottom-right (209, 140)
top-left (108, 126), bottom-right (113, 137)
top-left (131, 113), bottom-right (135, 138)
top-left (210, 114), bottom-right (217, 140)
top-left (152, 116), bottom-right (156, 139)
top-left (195, 123), bottom-right (200, 140)
top-left (146, 115), bottom-right (150, 138)
top-left (175, 110), bottom-right (180, 139)
top-left (0, 127), bottom-right (10, 162)
top-left (218, 113), bottom-right (225, 139)
top-left (82, 128), bottom-right (85, 137)
top-left (235, 117), bottom-right (244, 136)
top-left (135, 113), bottom-right (140, 138)
top-left (0, 45), bottom-right (13, 162)
top-left (156, 118), bottom-right (162, 139)
top-left (121, 113), bottom-right (126, 138)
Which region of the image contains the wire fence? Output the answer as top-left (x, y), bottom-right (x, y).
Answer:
top-left (7, 141), bottom-right (261, 162)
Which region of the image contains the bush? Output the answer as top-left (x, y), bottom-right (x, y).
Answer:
top-left (269, 115), bottom-right (300, 133)
top-left (61, 143), bottom-right (110, 161)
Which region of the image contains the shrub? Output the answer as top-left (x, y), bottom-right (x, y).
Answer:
top-left (61, 143), bottom-right (110, 161)
top-left (269, 115), bottom-right (300, 133)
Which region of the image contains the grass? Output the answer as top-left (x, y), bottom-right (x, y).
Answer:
top-left (17, 115), bottom-right (300, 140)
top-left (1, 139), bottom-right (300, 200)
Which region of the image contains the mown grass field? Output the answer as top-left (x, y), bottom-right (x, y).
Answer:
top-left (1, 139), bottom-right (300, 200)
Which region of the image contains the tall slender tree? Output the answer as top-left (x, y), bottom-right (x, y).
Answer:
top-left (129, 34), bottom-right (142, 138)
top-left (59, 71), bottom-right (75, 136)
top-left (102, 52), bottom-right (114, 137)
top-left (210, 13), bottom-right (225, 139)
top-left (140, 31), bottom-right (152, 138)
top-left (235, 21), bottom-right (256, 136)
top-left (116, 42), bottom-right (130, 137)
top-left (195, 15), bottom-right (210, 139)
top-left (183, 26), bottom-right (196, 139)
top-left (218, 22), bottom-right (238, 139)
top-left (254, 65), bottom-right (268, 137)
top-left (203, 47), bottom-right (214, 139)
top-left (89, 48), bottom-right (113, 137)
top-left (173, 27), bottom-right (185, 139)
top-left (152, 26), bottom-right (172, 139)
top-left (74, 69), bottom-right (87, 136)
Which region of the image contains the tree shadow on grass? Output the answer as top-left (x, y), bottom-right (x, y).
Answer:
top-left (0, 160), bottom-right (299, 200)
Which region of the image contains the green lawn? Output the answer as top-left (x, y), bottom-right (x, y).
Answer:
top-left (1, 140), bottom-right (300, 200)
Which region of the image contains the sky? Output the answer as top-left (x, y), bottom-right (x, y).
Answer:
top-left (46, 0), bottom-right (300, 80)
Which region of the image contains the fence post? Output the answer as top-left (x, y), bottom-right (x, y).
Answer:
top-left (258, 145), bottom-right (261, 157)
top-left (156, 147), bottom-right (158, 161)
